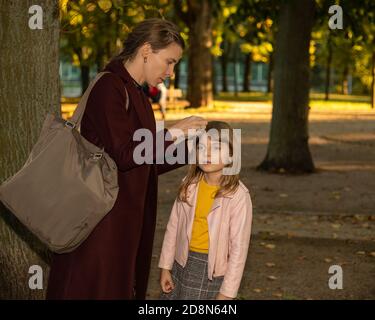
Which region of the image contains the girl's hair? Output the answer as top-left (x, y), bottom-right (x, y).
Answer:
top-left (114, 18), bottom-right (185, 62)
top-left (178, 121), bottom-right (240, 205)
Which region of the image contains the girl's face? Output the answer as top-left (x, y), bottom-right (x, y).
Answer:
top-left (143, 42), bottom-right (183, 87)
top-left (197, 135), bottom-right (231, 174)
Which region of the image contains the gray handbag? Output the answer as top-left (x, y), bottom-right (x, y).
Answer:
top-left (0, 71), bottom-right (128, 253)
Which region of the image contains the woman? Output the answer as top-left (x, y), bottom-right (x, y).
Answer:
top-left (46, 18), bottom-right (207, 300)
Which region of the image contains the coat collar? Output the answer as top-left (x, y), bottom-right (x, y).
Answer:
top-left (104, 59), bottom-right (136, 86)
top-left (104, 59), bottom-right (156, 133)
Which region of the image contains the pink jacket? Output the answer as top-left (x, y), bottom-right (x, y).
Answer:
top-left (158, 179), bottom-right (253, 298)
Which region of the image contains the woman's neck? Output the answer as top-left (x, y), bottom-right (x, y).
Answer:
top-left (203, 171), bottom-right (222, 186)
top-left (123, 59), bottom-right (144, 85)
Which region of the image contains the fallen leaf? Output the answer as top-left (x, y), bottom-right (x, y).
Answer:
top-left (324, 258), bottom-right (333, 263)
top-left (267, 275), bottom-right (277, 281)
top-left (356, 251), bottom-right (366, 255)
top-left (266, 262), bottom-right (276, 267)
top-left (272, 292), bottom-right (283, 298)
top-left (331, 223), bottom-right (341, 229)
top-left (253, 288), bottom-right (262, 293)
top-left (362, 223), bottom-right (369, 228)
top-left (265, 244), bottom-right (276, 250)
top-left (279, 193), bottom-right (288, 198)
top-left (369, 252), bottom-right (375, 257)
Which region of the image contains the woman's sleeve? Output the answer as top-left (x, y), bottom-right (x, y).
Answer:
top-left (156, 135), bottom-right (189, 175)
top-left (84, 73), bottom-right (174, 172)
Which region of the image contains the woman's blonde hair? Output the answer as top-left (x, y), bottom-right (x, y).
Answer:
top-left (178, 121), bottom-right (240, 205)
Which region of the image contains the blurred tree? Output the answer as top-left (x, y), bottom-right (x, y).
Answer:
top-left (0, 0), bottom-right (60, 298)
top-left (174, 0), bottom-right (216, 108)
top-left (60, 0), bottom-right (169, 94)
top-left (258, 0), bottom-right (316, 173)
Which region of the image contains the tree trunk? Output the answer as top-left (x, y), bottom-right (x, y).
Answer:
top-left (243, 52), bottom-right (252, 92)
top-left (212, 57), bottom-right (217, 95)
top-left (267, 52), bottom-right (273, 93)
top-left (186, 0), bottom-right (213, 108)
top-left (324, 34), bottom-right (332, 101)
top-left (371, 51), bottom-right (375, 109)
top-left (174, 62), bottom-right (180, 89)
top-left (257, 0), bottom-right (315, 173)
top-left (0, 0), bottom-right (60, 299)
top-left (221, 51), bottom-right (228, 92)
top-left (341, 65), bottom-right (349, 95)
top-left (233, 43), bottom-right (239, 97)
top-left (80, 64), bottom-right (90, 95)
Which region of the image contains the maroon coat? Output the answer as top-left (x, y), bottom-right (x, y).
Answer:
top-left (46, 59), bottom-right (186, 299)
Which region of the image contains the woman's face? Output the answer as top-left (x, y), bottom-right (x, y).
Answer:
top-left (143, 42), bottom-right (183, 86)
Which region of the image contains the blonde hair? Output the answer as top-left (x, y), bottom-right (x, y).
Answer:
top-left (178, 121), bottom-right (240, 205)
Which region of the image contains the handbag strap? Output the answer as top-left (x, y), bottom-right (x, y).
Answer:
top-left (67, 71), bottom-right (129, 130)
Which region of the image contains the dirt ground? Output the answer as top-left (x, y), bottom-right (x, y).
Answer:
top-left (145, 104), bottom-right (375, 300)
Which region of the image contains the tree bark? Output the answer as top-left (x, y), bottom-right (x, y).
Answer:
top-left (0, 0), bottom-right (60, 298)
top-left (257, 0), bottom-right (315, 173)
top-left (243, 52), bottom-right (252, 92)
top-left (186, 0), bottom-right (213, 108)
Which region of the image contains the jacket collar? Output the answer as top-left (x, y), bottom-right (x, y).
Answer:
top-left (187, 178), bottom-right (235, 200)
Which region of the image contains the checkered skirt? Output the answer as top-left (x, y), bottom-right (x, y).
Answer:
top-left (159, 250), bottom-right (224, 300)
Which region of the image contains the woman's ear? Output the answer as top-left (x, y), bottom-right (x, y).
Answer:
top-left (141, 42), bottom-right (152, 59)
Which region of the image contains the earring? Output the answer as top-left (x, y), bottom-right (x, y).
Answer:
top-left (144, 57), bottom-right (147, 63)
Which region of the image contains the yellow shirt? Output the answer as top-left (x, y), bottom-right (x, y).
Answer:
top-left (189, 178), bottom-right (220, 254)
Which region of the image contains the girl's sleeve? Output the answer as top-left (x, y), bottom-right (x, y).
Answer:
top-left (219, 191), bottom-right (253, 298)
top-left (158, 199), bottom-right (180, 270)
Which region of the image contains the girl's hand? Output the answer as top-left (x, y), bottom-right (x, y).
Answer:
top-left (215, 292), bottom-right (233, 300)
top-left (167, 116), bottom-right (207, 140)
top-left (160, 269), bottom-right (175, 293)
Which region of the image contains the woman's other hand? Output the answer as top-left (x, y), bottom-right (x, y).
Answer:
top-left (167, 116), bottom-right (207, 141)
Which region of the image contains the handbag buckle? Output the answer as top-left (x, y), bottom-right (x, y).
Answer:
top-left (65, 120), bottom-right (76, 129)
top-left (92, 152), bottom-right (103, 160)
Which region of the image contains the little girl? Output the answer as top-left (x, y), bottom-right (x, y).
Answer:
top-left (158, 121), bottom-right (252, 300)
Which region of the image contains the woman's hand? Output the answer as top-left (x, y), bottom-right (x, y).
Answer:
top-left (160, 269), bottom-right (175, 293)
top-left (167, 116), bottom-right (207, 141)
top-left (215, 292), bottom-right (233, 300)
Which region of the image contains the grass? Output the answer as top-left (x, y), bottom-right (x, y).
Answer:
top-left (213, 92), bottom-right (373, 112)
top-left (61, 91), bottom-right (374, 119)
